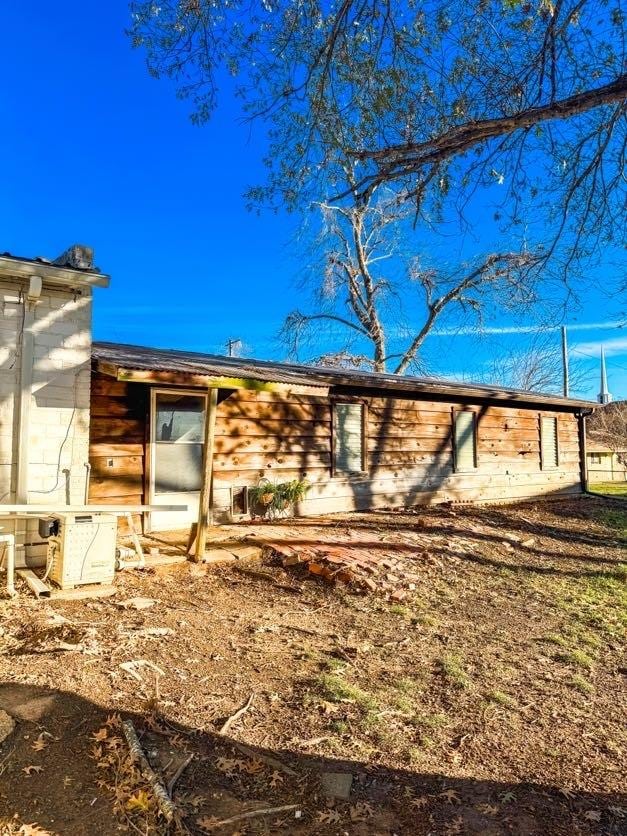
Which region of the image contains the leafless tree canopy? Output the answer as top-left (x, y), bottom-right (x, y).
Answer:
top-left (130, 0), bottom-right (626, 371)
top-left (484, 330), bottom-right (590, 394)
top-left (588, 401), bottom-right (627, 460)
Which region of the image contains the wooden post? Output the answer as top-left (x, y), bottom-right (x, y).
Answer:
top-left (194, 387), bottom-right (218, 562)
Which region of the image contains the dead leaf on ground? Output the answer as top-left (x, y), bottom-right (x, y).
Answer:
top-left (583, 810), bottom-right (602, 822)
top-left (125, 789), bottom-right (152, 812)
top-left (18, 825), bottom-right (53, 836)
top-left (411, 795), bottom-right (430, 809)
top-left (270, 770), bottom-right (284, 788)
top-left (119, 597), bottom-right (157, 610)
top-left (316, 809), bottom-right (342, 824)
top-left (350, 802), bottom-right (375, 821)
top-left (30, 734), bottom-right (48, 752)
top-left (22, 765), bottom-right (43, 776)
top-left (197, 816), bottom-right (221, 832)
top-left (439, 788), bottom-right (461, 805)
top-left (92, 727), bottom-right (109, 742)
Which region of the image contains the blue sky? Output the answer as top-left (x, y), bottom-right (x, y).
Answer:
top-left (0, 1), bottom-right (624, 400)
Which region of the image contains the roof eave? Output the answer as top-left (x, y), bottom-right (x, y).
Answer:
top-left (0, 255), bottom-right (110, 289)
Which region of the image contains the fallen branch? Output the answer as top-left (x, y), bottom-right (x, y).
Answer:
top-left (166, 753), bottom-right (194, 797)
top-left (232, 742), bottom-right (297, 777)
top-left (219, 693), bottom-right (254, 735)
top-left (121, 719), bottom-right (176, 822)
top-left (205, 803), bottom-right (298, 829)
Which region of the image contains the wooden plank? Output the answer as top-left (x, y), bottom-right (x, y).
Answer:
top-left (214, 418), bottom-right (331, 438)
top-left (90, 417), bottom-right (144, 442)
top-left (90, 455), bottom-right (144, 478)
top-left (217, 400), bottom-right (331, 421)
top-left (213, 452), bottom-right (332, 471)
top-left (221, 389), bottom-right (333, 405)
top-left (214, 436), bottom-right (332, 455)
top-left (90, 442), bottom-right (144, 458)
top-left (90, 376), bottom-right (130, 397)
top-left (115, 366), bottom-right (323, 393)
top-left (90, 396), bottom-right (143, 418)
top-left (89, 476), bottom-right (143, 499)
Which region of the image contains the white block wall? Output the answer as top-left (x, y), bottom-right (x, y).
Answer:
top-left (0, 278), bottom-right (93, 565)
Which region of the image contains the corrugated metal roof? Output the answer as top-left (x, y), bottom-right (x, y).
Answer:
top-left (93, 340), bottom-right (595, 410)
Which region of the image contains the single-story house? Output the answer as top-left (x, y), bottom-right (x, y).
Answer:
top-left (586, 441), bottom-right (627, 483)
top-left (89, 342), bottom-right (594, 532)
top-left (0, 249), bottom-right (595, 567)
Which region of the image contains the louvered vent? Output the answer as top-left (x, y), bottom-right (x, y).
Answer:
top-left (454, 410), bottom-right (476, 472)
top-left (333, 402), bottom-right (364, 474)
top-left (541, 416), bottom-right (559, 469)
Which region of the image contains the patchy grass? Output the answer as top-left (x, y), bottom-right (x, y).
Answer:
top-left (589, 482), bottom-right (627, 498)
top-left (439, 652), bottom-right (470, 690)
top-left (596, 507), bottom-right (627, 533)
top-left (568, 674), bottom-right (594, 695)
top-left (486, 689), bottom-right (516, 708)
top-left (315, 672), bottom-right (378, 711)
top-left (555, 648), bottom-right (594, 669)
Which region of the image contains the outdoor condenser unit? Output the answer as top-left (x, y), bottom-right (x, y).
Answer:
top-left (39, 513), bottom-right (117, 589)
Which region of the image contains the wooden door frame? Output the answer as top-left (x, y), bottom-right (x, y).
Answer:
top-left (146, 387), bottom-right (209, 533)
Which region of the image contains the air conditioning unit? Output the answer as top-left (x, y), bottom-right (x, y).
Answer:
top-left (39, 513), bottom-right (117, 589)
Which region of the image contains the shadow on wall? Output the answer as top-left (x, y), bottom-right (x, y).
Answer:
top-left (0, 682), bottom-right (624, 835)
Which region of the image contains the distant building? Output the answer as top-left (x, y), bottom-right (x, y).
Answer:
top-left (598, 347), bottom-right (612, 405)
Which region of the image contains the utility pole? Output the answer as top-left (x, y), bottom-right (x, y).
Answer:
top-left (225, 338), bottom-right (242, 358)
top-left (561, 326), bottom-right (569, 398)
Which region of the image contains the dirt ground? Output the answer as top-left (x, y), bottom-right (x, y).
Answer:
top-left (0, 496), bottom-right (625, 835)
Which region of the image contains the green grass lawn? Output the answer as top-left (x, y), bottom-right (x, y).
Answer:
top-left (589, 482), bottom-right (627, 497)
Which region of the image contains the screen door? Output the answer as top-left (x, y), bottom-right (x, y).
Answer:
top-left (150, 390), bottom-right (207, 530)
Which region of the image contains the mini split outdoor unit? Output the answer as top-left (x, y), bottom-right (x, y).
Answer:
top-left (38, 513), bottom-right (117, 589)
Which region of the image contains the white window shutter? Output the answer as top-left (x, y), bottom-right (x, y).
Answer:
top-left (333, 403), bottom-right (364, 474)
top-left (454, 411), bottom-right (476, 472)
top-left (541, 416), bottom-right (559, 468)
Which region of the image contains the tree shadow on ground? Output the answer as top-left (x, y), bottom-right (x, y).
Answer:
top-left (0, 683), bottom-right (624, 836)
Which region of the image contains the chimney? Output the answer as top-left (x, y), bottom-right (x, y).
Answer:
top-left (53, 244), bottom-right (94, 270)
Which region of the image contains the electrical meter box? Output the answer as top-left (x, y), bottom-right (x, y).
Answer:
top-left (43, 513), bottom-right (117, 589)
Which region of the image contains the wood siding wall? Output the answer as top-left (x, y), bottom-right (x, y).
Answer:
top-left (211, 389), bottom-right (583, 518)
top-left (87, 376), bottom-right (583, 525)
top-left (88, 374), bottom-right (148, 519)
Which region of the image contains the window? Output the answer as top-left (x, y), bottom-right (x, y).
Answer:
top-left (153, 392), bottom-right (206, 494)
top-left (540, 416), bottom-right (559, 469)
top-left (332, 402), bottom-right (365, 475)
top-left (454, 410), bottom-right (477, 472)
top-left (590, 453), bottom-right (602, 465)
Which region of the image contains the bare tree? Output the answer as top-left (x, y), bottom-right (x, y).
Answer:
top-left (483, 331), bottom-right (590, 394)
top-left (283, 186), bottom-right (541, 373)
top-left (588, 401), bottom-right (627, 461)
